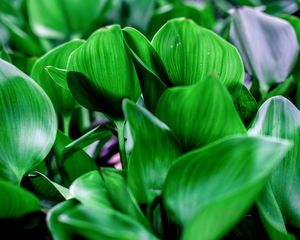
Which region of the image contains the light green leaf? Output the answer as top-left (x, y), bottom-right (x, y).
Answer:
top-left (156, 75), bottom-right (246, 151)
top-left (31, 40), bottom-right (83, 115)
top-left (0, 179), bottom-right (40, 218)
top-left (123, 27), bottom-right (169, 113)
top-left (67, 25), bottom-right (140, 118)
top-left (45, 66), bottom-right (68, 91)
top-left (27, 0), bottom-right (109, 39)
top-left (124, 100), bottom-right (181, 204)
top-left (48, 200), bottom-right (158, 240)
top-left (163, 136), bottom-right (291, 239)
top-left (249, 96), bottom-right (300, 237)
top-left (230, 7), bottom-right (299, 92)
top-left (152, 18), bottom-right (244, 96)
top-left (148, 2), bottom-right (216, 39)
top-left (0, 59), bottom-right (57, 183)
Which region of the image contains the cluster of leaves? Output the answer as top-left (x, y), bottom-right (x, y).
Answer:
top-left (1, 0), bottom-right (300, 239)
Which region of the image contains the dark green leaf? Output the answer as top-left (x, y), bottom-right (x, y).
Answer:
top-left (123, 27), bottom-right (169, 113)
top-left (67, 25), bottom-right (140, 118)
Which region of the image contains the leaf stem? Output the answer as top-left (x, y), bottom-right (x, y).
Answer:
top-left (62, 114), bottom-right (72, 136)
top-left (115, 120), bottom-right (128, 169)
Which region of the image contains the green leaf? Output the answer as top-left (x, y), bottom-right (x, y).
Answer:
top-left (21, 172), bottom-right (70, 202)
top-left (0, 59), bottom-right (57, 183)
top-left (27, 0), bottom-right (109, 39)
top-left (45, 66), bottom-right (68, 91)
top-left (234, 85), bottom-right (258, 126)
top-left (48, 200), bottom-right (158, 240)
top-left (0, 179), bottom-right (40, 218)
top-left (249, 96), bottom-right (300, 237)
top-left (70, 170), bottom-right (151, 230)
top-left (62, 124), bottom-right (112, 160)
top-left (67, 25), bottom-right (140, 118)
top-left (123, 100), bottom-right (181, 204)
top-left (152, 18), bottom-right (244, 96)
top-left (230, 7), bottom-right (299, 92)
top-left (148, 2), bottom-right (216, 39)
top-left (31, 40), bottom-right (83, 115)
top-left (156, 75), bottom-right (246, 151)
top-left (53, 131), bottom-right (98, 186)
top-left (163, 136), bottom-right (291, 239)
top-left (122, 27), bottom-right (169, 113)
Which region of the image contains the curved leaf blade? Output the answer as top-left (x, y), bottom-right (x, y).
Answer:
top-left (124, 100), bottom-right (181, 204)
top-left (156, 75), bottom-right (246, 151)
top-left (0, 59), bottom-right (57, 183)
top-left (152, 18), bottom-right (244, 96)
top-left (230, 7), bottom-right (299, 92)
top-left (31, 40), bottom-right (83, 115)
top-left (0, 179), bottom-right (40, 218)
top-left (249, 96), bottom-right (300, 236)
top-left (67, 25), bottom-right (140, 118)
top-left (163, 136), bottom-right (291, 238)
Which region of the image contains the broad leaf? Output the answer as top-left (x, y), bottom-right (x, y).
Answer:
top-left (148, 2), bottom-right (216, 39)
top-left (0, 59), bottom-right (57, 183)
top-left (21, 172), bottom-right (70, 202)
top-left (230, 7), bottom-right (299, 92)
top-left (45, 66), bottom-right (68, 90)
top-left (67, 25), bottom-right (140, 118)
top-left (249, 96), bottom-right (300, 237)
top-left (48, 200), bottom-right (158, 240)
top-left (31, 40), bottom-right (83, 115)
top-left (156, 75), bottom-right (246, 151)
top-left (123, 100), bottom-right (181, 204)
top-left (152, 18), bottom-right (244, 96)
top-left (123, 27), bottom-right (169, 113)
top-left (163, 136), bottom-right (291, 239)
top-left (53, 131), bottom-right (98, 186)
top-left (27, 0), bottom-right (109, 39)
top-left (0, 179), bottom-right (40, 218)
top-left (70, 170), bottom-right (151, 230)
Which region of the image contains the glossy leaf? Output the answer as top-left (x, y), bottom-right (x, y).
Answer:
top-left (0, 179), bottom-right (40, 218)
top-left (148, 2), bottom-right (216, 39)
top-left (156, 75), bottom-right (246, 151)
top-left (21, 172), bottom-right (70, 202)
top-left (48, 200), bottom-right (158, 240)
top-left (67, 25), bottom-right (140, 118)
top-left (124, 100), bottom-right (181, 204)
top-left (53, 131), bottom-right (98, 186)
top-left (152, 18), bottom-right (244, 96)
top-left (123, 27), bottom-right (169, 113)
top-left (249, 96), bottom-right (300, 237)
top-left (230, 7), bottom-right (299, 92)
top-left (70, 170), bottom-right (151, 229)
top-left (27, 0), bottom-right (109, 39)
top-left (31, 40), bottom-right (83, 115)
top-left (45, 66), bottom-right (68, 91)
top-left (0, 59), bottom-right (57, 183)
top-left (163, 136), bottom-right (291, 238)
